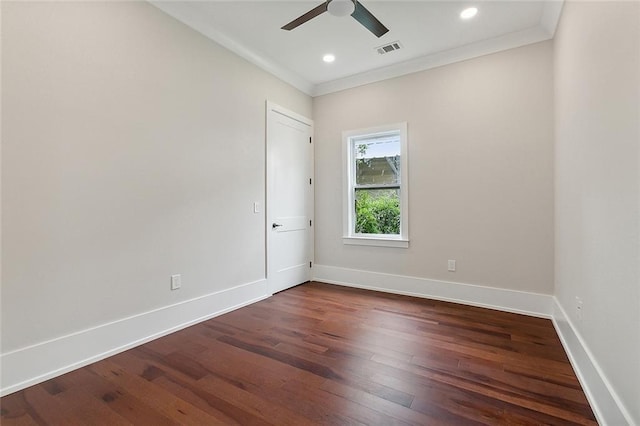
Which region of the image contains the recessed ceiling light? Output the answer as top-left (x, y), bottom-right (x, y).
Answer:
top-left (460, 7), bottom-right (478, 20)
top-left (323, 54), bottom-right (336, 63)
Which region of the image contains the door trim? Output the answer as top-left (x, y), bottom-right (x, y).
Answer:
top-left (265, 101), bottom-right (314, 294)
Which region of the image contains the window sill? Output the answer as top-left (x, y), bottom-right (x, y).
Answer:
top-left (343, 236), bottom-right (409, 248)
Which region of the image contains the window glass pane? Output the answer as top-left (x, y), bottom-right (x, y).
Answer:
top-left (354, 188), bottom-right (400, 235)
top-left (354, 135), bottom-right (400, 186)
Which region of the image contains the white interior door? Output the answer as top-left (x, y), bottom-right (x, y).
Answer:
top-left (266, 102), bottom-right (313, 294)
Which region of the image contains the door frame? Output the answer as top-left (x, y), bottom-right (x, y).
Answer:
top-left (265, 101), bottom-right (314, 294)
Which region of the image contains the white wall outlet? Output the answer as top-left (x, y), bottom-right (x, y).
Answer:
top-left (253, 202), bottom-right (261, 213)
top-left (448, 260), bottom-right (456, 272)
top-left (171, 274), bottom-right (181, 291)
top-left (575, 296), bottom-right (583, 320)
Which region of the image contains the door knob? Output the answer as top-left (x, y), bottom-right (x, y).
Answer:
top-left (272, 223), bottom-right (283, 229)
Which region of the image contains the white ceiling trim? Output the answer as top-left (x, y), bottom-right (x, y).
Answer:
top-left (150, 1), bottom-right (564, 98)
top-left (540, 0), bottom-right (565, 36)
top-left (315, 0), bottom-right (565, 96)
top-left (314, 25), bottom-right (552, 96)
top-left (150, 0), bottom-right (315, 95)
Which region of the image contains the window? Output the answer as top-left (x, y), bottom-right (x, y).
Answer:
top-left (343, 123), bottom-right (408, 248)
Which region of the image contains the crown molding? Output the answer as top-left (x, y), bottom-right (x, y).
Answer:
top-left (312, 25), bottom-right (553, 96)
top-left (150, 1), bottom-right (564, 98)
top-left (149, 1), bottom-right (315, 96)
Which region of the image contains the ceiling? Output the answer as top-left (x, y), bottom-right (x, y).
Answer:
top-left (151, 1), bottom-right (564, 96)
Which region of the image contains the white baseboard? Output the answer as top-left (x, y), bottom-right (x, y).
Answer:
top-left (3, 268), bottom-right (631, 425)
top-left (552, 299), bottom-right (634, 426)
top-left (313, 264), bottom-right (553, 318)
top-left (0, 279), bottom-right (269, 397)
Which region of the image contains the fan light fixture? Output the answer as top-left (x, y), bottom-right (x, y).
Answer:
top-left (327, 0), bottom-right (356, 17)
top-left (281, 0), bottom-right (389, 38)
top-left (460, 7), bottom-right (478, 19)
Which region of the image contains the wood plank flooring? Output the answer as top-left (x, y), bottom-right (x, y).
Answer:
top-left (1, 281), bottom-right (597, 425)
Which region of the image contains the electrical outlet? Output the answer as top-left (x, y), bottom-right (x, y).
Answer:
top-left (448, 260), bottom-right (456, 272)
top-left (171, 274), bottom-right (181, 291)
top-left (575, 296), bottom-right (583, 320)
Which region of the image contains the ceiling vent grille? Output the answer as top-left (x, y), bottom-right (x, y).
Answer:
top-left (376, 41), bottom-right (402, 55)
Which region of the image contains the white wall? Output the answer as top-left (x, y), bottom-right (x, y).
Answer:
top-left (554, 1), bottom-right (640, 424)
top-left (314, 41), bottom-right (554, 295)
top-left (1, 0), bottom-right (310, 378)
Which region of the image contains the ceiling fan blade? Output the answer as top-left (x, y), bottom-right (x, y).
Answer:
top-left (281, 3), bottom-right (328, 31)
top-left (351, 1), bottom-right (389, 38)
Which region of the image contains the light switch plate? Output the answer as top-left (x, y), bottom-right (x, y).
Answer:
top-left (171, 274), bottom-right (181, 290)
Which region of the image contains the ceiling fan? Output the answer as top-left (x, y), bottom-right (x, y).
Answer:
top-left (281, 0), bottom-right (389, 38)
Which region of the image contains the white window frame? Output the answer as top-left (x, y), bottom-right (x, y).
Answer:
top-left (342, 122), bottom-right (409, 248)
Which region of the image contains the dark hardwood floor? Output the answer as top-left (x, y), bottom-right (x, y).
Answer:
top-left (1, 281), bottom-right (596, 425)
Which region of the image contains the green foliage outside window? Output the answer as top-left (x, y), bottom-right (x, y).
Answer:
top-left (355, 191), bottom-right (400, 234)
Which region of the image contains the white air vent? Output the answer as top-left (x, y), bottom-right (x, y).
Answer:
top-left (376, 41), bottom-right (402, 55)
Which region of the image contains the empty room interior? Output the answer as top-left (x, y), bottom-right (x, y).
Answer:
top-left (1, 0), bottom-right (638, 425)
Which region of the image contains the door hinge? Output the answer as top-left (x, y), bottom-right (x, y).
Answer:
top-left (309, 219), bottom-right (312, 226)
top-left (309, 261), bottom-right (313, 268)
top-left (309, 178), bottom-right (312, 185)
top-left (309, 137), bottom-right (312, 144)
